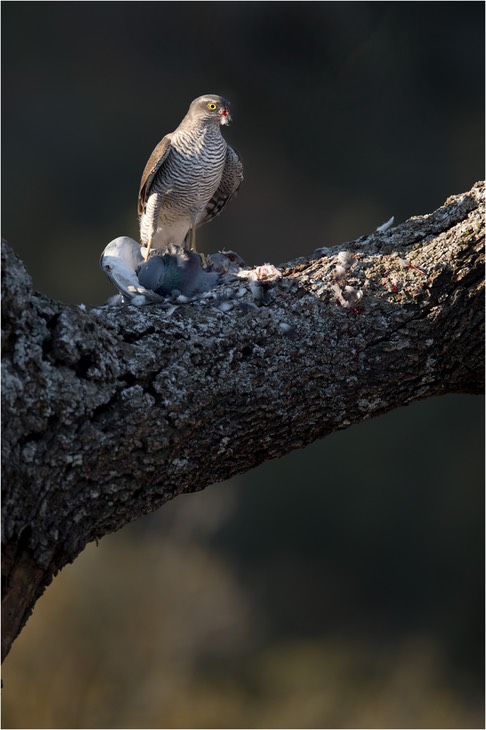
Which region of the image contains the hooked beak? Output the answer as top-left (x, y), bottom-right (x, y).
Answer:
top-left (220, 106), bottom-right (231, 125)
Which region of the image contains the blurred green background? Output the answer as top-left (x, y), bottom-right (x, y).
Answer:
top-left (2, 2), bottom-right (484, 728)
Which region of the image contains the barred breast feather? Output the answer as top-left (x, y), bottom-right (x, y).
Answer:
top-left (196, 145), bottom-right (243, 227)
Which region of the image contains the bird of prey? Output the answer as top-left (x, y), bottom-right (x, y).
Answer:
top-left (138, 94), bottom-right (243, 260)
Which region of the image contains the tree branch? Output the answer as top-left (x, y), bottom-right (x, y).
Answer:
top-left (2, 182), bottom-right (484, 660)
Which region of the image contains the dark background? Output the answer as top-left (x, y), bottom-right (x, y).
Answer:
top-left (2, 3), bottom-right (484, 728)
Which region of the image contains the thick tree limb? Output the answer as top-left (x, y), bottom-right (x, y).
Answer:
top-left (2, 182), bottom-right (484, 660)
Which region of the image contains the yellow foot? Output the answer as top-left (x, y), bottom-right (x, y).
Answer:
top-left (144, 237), bottom-right (153, 261)
top-left (190, 226), bottom-right (197, 252)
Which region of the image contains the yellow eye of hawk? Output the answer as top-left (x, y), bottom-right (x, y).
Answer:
top-left (207, 102), bottom-right (218, 111)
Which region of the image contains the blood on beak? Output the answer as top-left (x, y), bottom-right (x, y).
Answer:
top-left (220, 107), bottom-right (231, 125)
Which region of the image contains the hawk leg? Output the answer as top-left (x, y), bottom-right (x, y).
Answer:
top-left (144, 235), bottom-right (154, 261)
top-left (190, 225), bottom-right (197, 252)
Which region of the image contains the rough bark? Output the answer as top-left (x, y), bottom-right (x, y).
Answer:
top-left (2, 182), bottom-right (484, 661)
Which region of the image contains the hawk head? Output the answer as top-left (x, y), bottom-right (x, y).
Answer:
top-left (189, 94), bottom-right (232, 125)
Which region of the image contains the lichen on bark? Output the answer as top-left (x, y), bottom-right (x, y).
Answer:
top-left (2, 181), bottom-right (484, 660)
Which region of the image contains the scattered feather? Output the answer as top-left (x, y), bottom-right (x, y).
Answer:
top-left (337, 251), bottom-right (354, 268)
top-left (376, 216), bottom-right (395, 233)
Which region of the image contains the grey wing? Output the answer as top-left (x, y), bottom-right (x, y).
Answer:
top-left (196, 145), bottom-right (243, 227)
top-left (138, 134), bottom-right (173, 216)
top-left (100, 236), bottom-right (165, 303)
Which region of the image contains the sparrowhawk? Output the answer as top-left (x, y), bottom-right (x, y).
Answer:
top-left (138, 94), bottom-right (243, 260)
